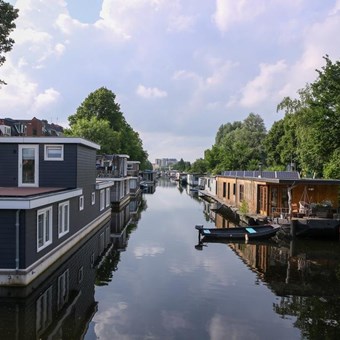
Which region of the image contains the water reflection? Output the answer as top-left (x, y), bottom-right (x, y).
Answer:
top-left (0, 193), bottom-right (145, 340)
top-left (0, 220), bottom-right (111, 340)
top-left (198, 232), bottom-right (340, 337)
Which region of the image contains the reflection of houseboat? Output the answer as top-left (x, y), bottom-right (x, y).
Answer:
top-left (0, 137), bottom-right (113, 286)
top-left (0, 217), bottom-right (111, 339)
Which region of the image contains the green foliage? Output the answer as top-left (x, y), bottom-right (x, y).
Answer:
top-left (239, 200), bottom-right (249, 215)
top-left (190, 158), bottom-right (208, 174)
top-left (206, 113), bottom-right (266, 173)
top-left (67, 87), bottom-right (149, 168)
top-left (172, 158), bottom-right (191, 172)
top-left (323, 148), bottom-right (340, 179)
top-left (64, 117), bottom-right (120, 154)
top-left (0, 0), bottom-right (19, 85)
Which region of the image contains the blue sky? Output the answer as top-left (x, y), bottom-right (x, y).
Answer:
top-left (2, 0), bottom-right (340, 163)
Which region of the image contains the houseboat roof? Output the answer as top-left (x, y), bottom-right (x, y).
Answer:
top-left (0, 136), bottom-right (100, 149)
top-left (219, 170), bottom-right (340, 185)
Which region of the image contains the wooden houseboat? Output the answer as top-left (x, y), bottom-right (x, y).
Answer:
top-left (0, 137), bottom-right (114, 286)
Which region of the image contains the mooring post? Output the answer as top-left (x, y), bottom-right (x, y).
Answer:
top-left (290, 219), bottom-right (297, 237)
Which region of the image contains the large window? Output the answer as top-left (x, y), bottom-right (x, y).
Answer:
top-left (44, 144), bottom-right (64, 161)
top-left (106, 188), bottom-right (110, 207)
top-left (37, 207), bottom-right (52, 251)
top-left (100, 190), bottom-right (105, 211)
top-left (58, 201), bottom-right (70, 237)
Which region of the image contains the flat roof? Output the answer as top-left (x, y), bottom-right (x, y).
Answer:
top-left (0, 137), bottom-right (100, 150)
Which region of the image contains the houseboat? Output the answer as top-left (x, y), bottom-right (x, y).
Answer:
top-left (200, 170), bottom-right (340, 237)
top-left (0, 137), bottom-right (114, 286)
top-left (96, 154), bottom-right (131, 208)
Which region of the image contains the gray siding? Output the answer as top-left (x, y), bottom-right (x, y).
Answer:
top-left (0, 144), bottom-right (18, 187)
top-left (0, 211), bottom-right (17, 268)
top-left (39, 144), bottom-right (77, 188)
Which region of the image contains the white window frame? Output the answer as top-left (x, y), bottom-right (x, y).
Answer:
top-left (79, 195), bottom-right (84, 211)
top-left (36, 285), bottom-right (53, 336)
top-left (57, 269), bottom-right (69, 310)
top-left (91, 192), bottom-right (95, 205)
top-left (100, 189), bottom-right (105, 211)
top-left (19, 144), bottom-right (39, 187)
top-left (58, 201), bottom-right (70, 238)
top-left (105, 188), bottom-right (110, 207)
top-left (37, 206), bottom-right (53, 252)
top-left (44, 144), bottom-right (64, 161)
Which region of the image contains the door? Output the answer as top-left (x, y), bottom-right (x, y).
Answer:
top-left (18, 145), bottom-right (39, 187)
top-left (259, 185), bottom-right (268, 215)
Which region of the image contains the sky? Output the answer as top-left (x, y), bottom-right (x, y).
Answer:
top-left (1, 0), bottom-right (340, 163)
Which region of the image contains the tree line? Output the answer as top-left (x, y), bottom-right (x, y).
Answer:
top-left (184, 55), bottom-right (340, 179)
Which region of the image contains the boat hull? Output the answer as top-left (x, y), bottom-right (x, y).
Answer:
top-left (195, 224), bottom-right (279, 240)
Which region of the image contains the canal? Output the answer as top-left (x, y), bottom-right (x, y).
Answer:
top-left (1, 177), bottom-right (340, 339)
top-left (87, 177), bottom-right (340, 339)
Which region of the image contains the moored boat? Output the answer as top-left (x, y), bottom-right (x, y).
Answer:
top-left (195, 224), bottom-right (280, 240)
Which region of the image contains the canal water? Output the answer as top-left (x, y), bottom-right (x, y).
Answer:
top-left (1, 177), bottom-right (340, 339)
top-left (87, 177), bottom-right (340, 340)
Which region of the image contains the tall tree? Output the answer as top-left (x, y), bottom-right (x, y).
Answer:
top-left (67, 87), bottom-right (149, 168)
top-left (0, 0), bottom-right (19, 85)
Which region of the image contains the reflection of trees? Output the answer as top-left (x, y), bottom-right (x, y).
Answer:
top-left (274, 295), bottom-right (340, 338)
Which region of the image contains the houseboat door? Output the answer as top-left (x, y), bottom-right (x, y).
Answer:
top-left (259, 185), bottom-right (268, 215)
top-left (18, 145), bottom-right (39, 187)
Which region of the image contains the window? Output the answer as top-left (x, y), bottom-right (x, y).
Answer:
top-left (58, 201), bottom-right (69, 237)
top-left (239, 184), bottom-right (244, 201)
top-left (91, 192), bottom-right (95, 205)
top-left (227, 183), bottom-right (230, 199)
top-left (78, 267), bottom-right (84, 283)
top-left (233, 183), bottom-right (236, 195)
top-left (100, 190), bottom-right (105, 211)
top-left (37, 207), bottom-right (52, 251)
top-left (79, 195), bottom-right (84, 211)
top-left (36, 286), bottom-right (53, 336)
top-left (223, 182), bottom-right (226, 198)
top-left (44, 145), bottom-right (64, 161)
top-left (57, 269), bottom-right (69, 310)
top-left (106, 188), bottom-right (110, 207)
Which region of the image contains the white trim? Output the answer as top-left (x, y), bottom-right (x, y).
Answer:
top-left (105, 188), bottom-right (110, 207)
top-left (0, 188), bottom-right (83, 209)
top-left (0, 210), bottom-right (111, 286)
top-left (79, 195), bottom-right (84, 211)
top-left (18, 145), bottom-right (39, 187)
top-left (91, 192), bottom-right (95, 205)
top-left (96, 179), bottom-right (114, 189)
top-left (44, 144), bottom-right (64, 161)
top-left (100, 189), bottom-right (105, 211)
top-left (0, 137), bottom-right (100, 150)
top-left (37, 206), bottom-right (53, 252)
top-left (58, 201), bottom-right (70, 238)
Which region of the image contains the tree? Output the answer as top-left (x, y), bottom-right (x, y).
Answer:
top-left (68, 87), bottom-right (124, 131)
top-left (67, 87), bottom-right (149, 169)
top-left (0, 0), bottom-right (19, 85)
top-left (64, 117), bottom-right (120, 154)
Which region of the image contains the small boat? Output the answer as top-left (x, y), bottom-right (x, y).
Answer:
top-left (195, 224), bottom-right (280, 241)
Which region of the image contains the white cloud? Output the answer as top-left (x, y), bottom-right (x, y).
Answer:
top-left (240, 60), bottom-right (287, 108)
top-left (213, 0), bottom-right (265, 33)
top-left (136, 85), bottom-right (167, 98)
top-left (133, 245), bottom-right (165, 259)
top-left (32, 88), bottom-right (60, 112)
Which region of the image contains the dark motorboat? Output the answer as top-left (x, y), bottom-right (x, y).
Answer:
top-left (195, 224), bottom-right (280, 241)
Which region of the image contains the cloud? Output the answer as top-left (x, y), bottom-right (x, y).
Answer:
top-left (239, 60), bottom-right (287, 108)
top-left (133, 245), bottom-right (165, 259)
top-left (136, 85), bottom-right (168, 98)
top-left (32, 88), bottom-right (60, 112)
top-left (213, 0), bottom-right (265, 33)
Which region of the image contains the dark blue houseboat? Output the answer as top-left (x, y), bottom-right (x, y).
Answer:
top-left (0, 137), bottom-right (114, 286)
